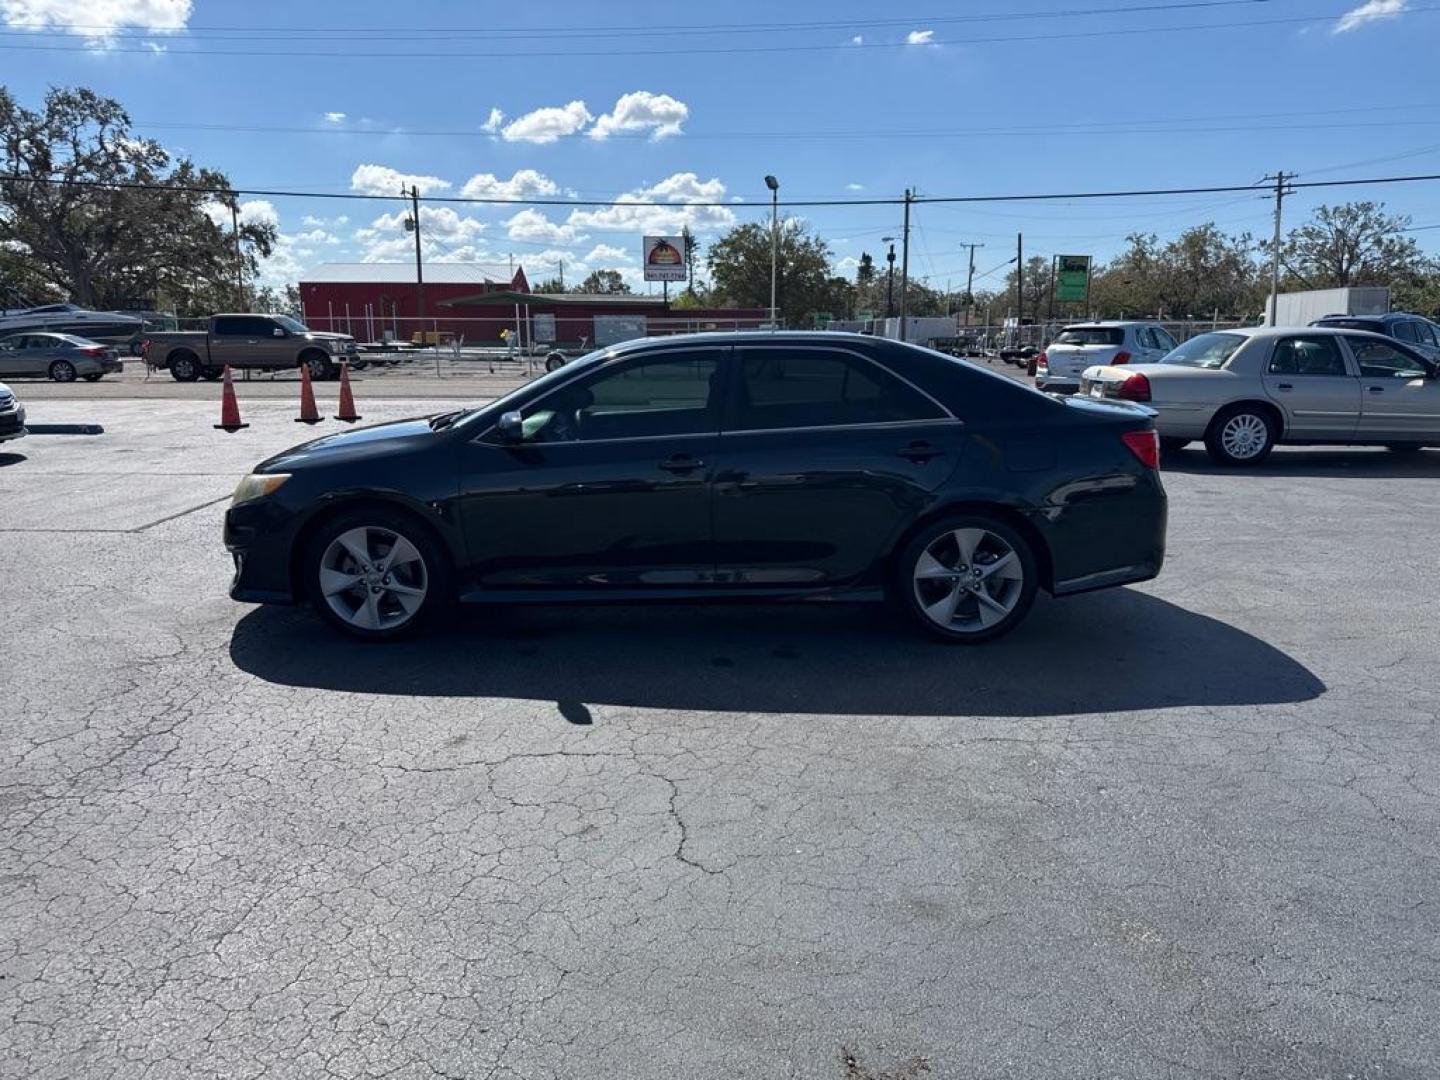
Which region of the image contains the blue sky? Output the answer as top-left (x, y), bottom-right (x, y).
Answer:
top-left (2, 0), bottom-right (1437, 292)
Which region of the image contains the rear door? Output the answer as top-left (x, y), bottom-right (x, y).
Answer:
top-left (711, 343), bottom-right (962, 587)
top-left (1347, 337), bottom-right (1440, 441)
top-left (1140, 325), bottom-right (1178, 362)
top-left (207, 316), bottom-right (253, 369)
top-left (1260, 334), bottom-right (1360, 440)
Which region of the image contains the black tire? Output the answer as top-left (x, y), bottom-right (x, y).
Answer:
top-left (1204, 404), bottom-right (1276, 467)
top-left (545, 351), bottom-right (567, 373)
top-left (169, 352), bottom-right (200, 382)
top-left (1160, 437), bottom-right (1190, 454)
top-left (82, 373), bottom-right (103, 382)
top-left (894, 513), bottom-right (1039, 644)
top-left (351, 359), bottom-right (369, 372)
top-left (304, 507), bottom-right (452, 641)
top-left (301, 352), bottom-right (334, 381)
top-left (1386, 443), bottom-right (1426, 454)
top-left (49, 359), bottom-right (77, 383)
top-left (201, 367), bottom-right (224, 381)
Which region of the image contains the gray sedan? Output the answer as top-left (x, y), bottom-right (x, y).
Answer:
top-left (0, 333), bottom-right (124, 382)
top-left (1080, 326), bottom-right (1440, 465)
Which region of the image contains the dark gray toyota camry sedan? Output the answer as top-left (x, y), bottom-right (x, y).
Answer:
top-left (224, 331), bottom-right (1167, 643)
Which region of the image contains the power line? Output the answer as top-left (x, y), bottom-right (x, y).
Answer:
top-left (0, 8), bottom-right (1418, 59)
top-left (7, 170), bottom-right (1440, 209)
top-left (0, 2), bottom-right (1282, 39)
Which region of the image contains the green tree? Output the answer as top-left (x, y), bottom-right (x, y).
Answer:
top-left (1089, 225), bottom-right (1262, 319)
top-left (0, 86), bottom-right (276, 312)
top-left (253, 283), bottom-right (302, 316)
top-left (856, 252), bottom-right (876, 287)
top-left (531, 276), bottom-right (566, 294)
top-left (707, 219), bottom-right (851, 326)
top-left (1276, 201), bottom-right (1430, 290)
top-left (576, 269), bottom-right (631, 295)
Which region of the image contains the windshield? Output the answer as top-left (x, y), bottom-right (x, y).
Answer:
top-left (1054, 327), bottom-right (1123, 346)
top-left (1315, 318), bottom-right (1384, 333)
top-left (1160, 332), bottom-right (1245, 369)
top-left (274, 315), bottom-right (310, 333)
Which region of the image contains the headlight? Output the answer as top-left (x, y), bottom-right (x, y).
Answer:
top-left (232, 473), bottom-right (290, 506)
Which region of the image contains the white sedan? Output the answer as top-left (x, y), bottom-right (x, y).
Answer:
top-left (1080, 326), bottom-right (1440, 465)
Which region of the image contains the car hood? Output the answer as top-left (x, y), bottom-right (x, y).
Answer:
top-left (306, 331), bottom-right (353, 343)
top-left (257, 417), bottom-right (441, 471)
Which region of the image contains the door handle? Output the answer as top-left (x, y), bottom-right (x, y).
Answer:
top-left (1367, 385), bottom-right (1386, 394)
top-left (897, 440), bottom-right (942, 463)
top-left (1275, 383), bottom-right (1293, 391)
top-left (658, 454), bottom-right (705, 473)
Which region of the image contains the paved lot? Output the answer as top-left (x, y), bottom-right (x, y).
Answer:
top-left (2, 389), bottom-right (1438, 1079)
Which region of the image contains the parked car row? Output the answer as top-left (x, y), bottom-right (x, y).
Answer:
top-left (0, 332), bottom-right (124, 381)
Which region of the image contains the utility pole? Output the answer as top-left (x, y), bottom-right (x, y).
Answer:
top-left (558, 259), bottom-right (564, 290)
top-left (1047, 253), bottom-right (1058, 326)
top-left (230, 202), bottom-right (245, 310)
top-left (407, 184), bottom-right (424, 331)
top-left (883, 237), bottom-right (896, 320)
top-left (898, 188), bottom-right (913, 342)
top-left (1016, 233), bottom-right (1024, 330)
top-left (1265, 170), bottom-right (1292, 327)
top-left (962, 242), bottom-right (983, 328)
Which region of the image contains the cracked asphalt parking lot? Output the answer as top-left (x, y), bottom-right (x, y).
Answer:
top-left (2, 390), bottom-right (1438, 1079)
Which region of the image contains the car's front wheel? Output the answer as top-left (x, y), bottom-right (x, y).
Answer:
top-left (305, 509), bottom-right (450, 640)
top-left (1205, 405), bottom-right (1275, 467)
top-left (302, 352), bottom-right (335, 381)
top-left (169, 353), bottom-right (200, 382)
top-left (895, 514), bottom-right (1038, 643)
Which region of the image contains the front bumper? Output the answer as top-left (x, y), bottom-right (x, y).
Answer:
top-left (0, 404), bottom-right (26, 442)
top-left (225, 496), bottom-right (301, 604)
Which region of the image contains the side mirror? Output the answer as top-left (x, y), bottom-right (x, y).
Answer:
top-left (497, 410), bottom-right (525, 443)
top-left (272, 327), bottom-right (286, 338)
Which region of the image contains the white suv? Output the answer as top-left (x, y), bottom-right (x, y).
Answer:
top-left (1036, 321), bottom-right (1178, 394)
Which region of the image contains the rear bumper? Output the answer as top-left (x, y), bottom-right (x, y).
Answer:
top-left (1032, 481), bottom-right (1167, 596)
top-left (1035, 375), bottom-right (1081, 393)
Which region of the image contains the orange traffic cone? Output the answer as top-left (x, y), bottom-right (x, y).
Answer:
top-left (295, 363), bottom-right (321, 424)
top-left (214, 365), bottom-right (249, 432)
top-left (334, 361), bottom-right (362, 423)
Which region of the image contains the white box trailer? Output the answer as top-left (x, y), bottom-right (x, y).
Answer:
top-left (1270, 287), bottom-right (1389, 327)
top-left (878, 316), bottom-right (959, 343)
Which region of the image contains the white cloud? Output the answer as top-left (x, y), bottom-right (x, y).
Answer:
top-left (584, 243), bottom-right (633, 264)
top-left (851, 35), bottom-right (863, 45)
top-left (201, 198), bottom-right (278, 229)
top-left (323, 111), bottom-right (346, 123)
top-left (368, 206), bottom-right (487, 243)
top-left (834, 256), bottom-right (861, 274)
top-left (293, 228), bottom-right (340, 245)
top-left (0, 0), bottom-right (191, 40)
top-left (350, 163), bottom-right (451, 196)
top-left (301, 215), bottom-right (326, 228)
top-left (566, 172), bottom-right (736, 235)
top-left (504, 208), bottom-right (586, 245)
top-left (500, 100), bottom-right (593, 144)
top-left (906, 29), bottom-right (935, 45)
top-left (459, 169), bottom-right (560, 201)
top-left (846, 183), bottom-right (865, 191)
top-left (590, 91), bottom-right (690, 141)
top-left (1333, 0), bottom-right (1407, 32)
top-left (480, 107), bottom-right (505, 133)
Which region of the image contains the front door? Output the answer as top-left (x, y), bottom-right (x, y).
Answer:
top-left (712, 344), bottom-right (962, 587)
top-left (1348, 337), bottom-right (1440, 441)
top-left (1261, 334), bottom-right (1360, 440)
top-left (459, 347), bottom-right (726, 590)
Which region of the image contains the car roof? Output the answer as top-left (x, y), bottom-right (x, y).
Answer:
top-left (1059, 320), bottom-right (1155, 329)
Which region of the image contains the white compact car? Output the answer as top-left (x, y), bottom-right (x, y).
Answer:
top-left (1036, 321), bottom-right (1178, 394)
top-left (0, 381), bottom-right (26, 444)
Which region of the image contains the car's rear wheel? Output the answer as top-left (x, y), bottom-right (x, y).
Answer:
top-left (49, 359), bottom-right (77, 383)
top-left (1205, 405), bottom-right (1275, 467)
top-left (305, 509), bottom-right (450, 640)
top-left (545, 351), bottom-right (567, 372)
top-left (169, 353), bottom-right (200, 382)
top-left (82, 373), bottom-right (103, 382)
top-left (895, 514), bottom-right (1038, 643)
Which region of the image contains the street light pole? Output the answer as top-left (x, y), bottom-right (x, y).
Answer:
top-left (765, 174), bottom-right (780, 328)
top-left (962, 242), bottom-right (983, 329)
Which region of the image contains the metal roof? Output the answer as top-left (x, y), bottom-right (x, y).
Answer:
top-left (301, 262), bottom-right (518, 285)
top-left (442, 290), bottom-right (664, 307)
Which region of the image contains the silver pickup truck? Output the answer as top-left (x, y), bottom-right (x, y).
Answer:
top-left (145, 314), bottom-right (359, 382)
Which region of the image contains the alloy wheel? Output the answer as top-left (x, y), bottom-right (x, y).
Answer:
top-left (912, 527), bottom-right (1025, 634)
top-left (318, 525), bottom-right (429, 632)
top-left (1220, 413), bottom-right (1269, 461)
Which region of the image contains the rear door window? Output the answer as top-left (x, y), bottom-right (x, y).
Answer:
top-left (731, 348), bottom-right (947, 431)
top-left (1268, 336), bottom-right (1350, 377)
top-left (1054, 327), bottom-right (1124, 346)
top-left (212, 316), bottom-right (248, 336)
top-left (1392, 321), bottom-right (1420, 343)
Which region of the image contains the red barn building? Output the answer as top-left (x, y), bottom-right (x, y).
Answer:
top-left (299, 262), bottom-right (529, 341)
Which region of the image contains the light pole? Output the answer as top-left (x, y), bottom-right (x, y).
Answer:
top-left (883, 236), bottom-right (896, 320)
top-left (765, 175), bottom-right (780, 328)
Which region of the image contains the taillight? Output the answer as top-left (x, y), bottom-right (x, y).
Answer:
top-left (1036, 350), bottom-right (1048, 372)
top-left (1116, 372), bottom-right (1151, 402)
top-left (1122, 429), bottom-right (1160, 469)
top-left (81, 346), bottom-right (105, 357)
top-left (1111, 350), bottom-right (1132, 365)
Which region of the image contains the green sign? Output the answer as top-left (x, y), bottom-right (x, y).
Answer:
top-left (814, 312), bottom-right (833, 329)
top-left (1055, 255), bottom-right (1091, 303)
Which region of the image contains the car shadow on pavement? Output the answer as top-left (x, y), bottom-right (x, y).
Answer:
top-left (1165, 446), bottom-right (1439, 479)
top-left (229, 588), bottom-right (1324, 718)
top-left (0, 452), bottom-right (26, 467)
